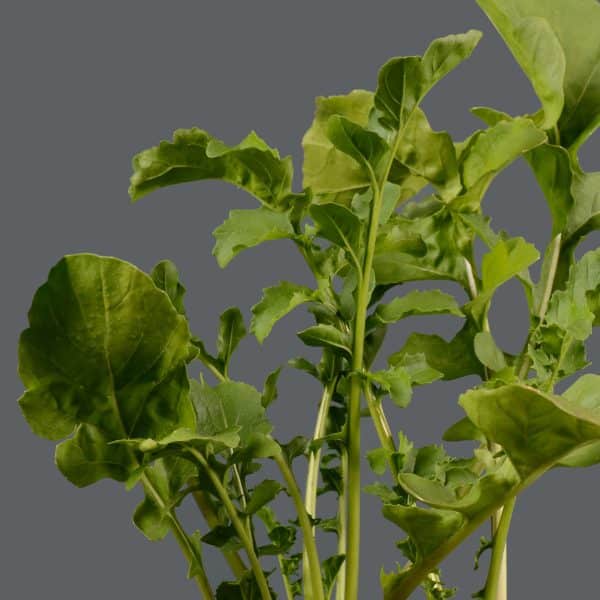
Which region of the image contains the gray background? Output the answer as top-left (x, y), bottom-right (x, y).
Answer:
top-left (2, 1), bottom-right (599, 598)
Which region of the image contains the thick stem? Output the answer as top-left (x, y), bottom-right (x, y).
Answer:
top-left (303, 381), bottom-right (335, 598)
top-left (141, 474), bottom-right (214, 599)
top-left (336, 449), bottom-right (348, 600)
top-left (275, 454), bottom-right (325, 600)
top-left (484, 498), bottom-right (516, 600)
top-left (190, 449), bottom-right (272, 600)
top-left (192, 490), bottom-right (247, 578)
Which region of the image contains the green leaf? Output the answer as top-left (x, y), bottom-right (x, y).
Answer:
top-left (460, 383), bottom-right (600, 479)
top-left (467, 236), bottom-right (539, 323)
top-left (367, 447), bottom-right (391, 476)
top-left (564, 171), bottom-right (600, 246)
top-left (245, 480), bottom-right (284, 515)
top-left (309, 203), bottom-right (362, 264)
top-left (374, 199), bottom-right (473, 286)
top-left (546, 247), bottom-right (600, 339)
top-left (382, 504), bottom-right (465, 562)
top-left (460, 118), bottom-right (546, 190)
top-left (442, 417), bottom-right (485, 443)
top-left (526, 144), bottom-right (573, 236)
top-left (18, 254), bottom-right (195, 486)
top-left (297, 324), bottom-right (352, 357)
top-left (217, 308), bottom-right (247, 372)
top-left (151, 260), bottom-right (187, 315)
top-left (302, 89), bottom-right (375, 198)
top-left (129, 128), bottom-right (295, 208)
top-left (375, 30), bottom-right (482, 131)
top-left (473, 331), bottom-right (507, 371)
top-left (55, 424), bottom-right (136, 487)
top-left (373, 290), bottom-right (462, 325)
top-left (322, 554), bottom-right (345, 599)
top-left (369, 365), bottom-right (413, 408)
top-left (134, 456), bottom-right (195, 541)
top-left (476, 3), bottom-right (566, 129)
top-left (251, 282), bottom-right (316, 343)
top-left (389, 322), bottom-right (484, 380)
top-left (393, 353), bottom-right (443, 386)
top-left (261, 367), bottom-right (282, 408)
top-left (190, 379), bottom-right (271, 446)
top-left (395, 108), bottom-right (461, 198)
top-left (202, 525), bottom-right (242, 551)
top-left (326, 115), bottom-right (388, 175)
top-left (477, 0), bottom-right (600, 149)
top-left (212, 207), bottom-right (294, 268)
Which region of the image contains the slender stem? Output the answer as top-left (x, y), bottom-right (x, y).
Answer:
top-left (141, 474), bottom-right (214, 599)
top-left (484, 498), bottom-right (516, 600)
top-left (336, 449), bottom-right (348, 600)
top-left (189, 449), bottom-right (272, 600)
top-left (364, 382), bottom-right (397, 476)
top-left (303, 381), bottom-right (335, 598)
top-left (277, 555), bottom-right (296, 600)
top-left (516, 233), bottom-right (562, 380)
top-left (274, 453), bottom-right (325, 600)
top-left (192, 490), bottom-right (247, 578)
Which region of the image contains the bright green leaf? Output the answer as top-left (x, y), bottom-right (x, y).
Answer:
top-left (373, 290), bottom-right (462, 325)
top-left (251, 282), bottom-right (316, 343)
top-left (151, 259), bottom-right (187, 315)
top-left (297, 324), bottom-right (352, 357)
top-left (212, 207), bottom-right (294, 268)
top-left (129, 128), bottom-right (295, 208)
top-left (473, 331), bottom-right (507, 371)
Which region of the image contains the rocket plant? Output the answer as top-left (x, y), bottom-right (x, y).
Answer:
top-left (17, 0), bottom-right (600, 598)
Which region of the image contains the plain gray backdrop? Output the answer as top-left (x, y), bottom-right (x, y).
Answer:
top-left (2, 1), bottom-right (599, 598)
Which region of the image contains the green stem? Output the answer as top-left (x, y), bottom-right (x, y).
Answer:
top-left (274, 453), bottom-right (325, 600)
top-left (141, 474), bottom-right (214, 599)
top-left (364, 382), bottom-right (397, 477)
top-left (189, 449), bottom-right (272, 600)
top-left (484, 498), bottom-right (516, 600)
top-left (277, 554), bottom-right (296, 600)
top-left (336, 449), bottom-right (348, 600)
top-left (303, 381), bottom-right (336, 598)
top-left (192, 490), bottom-right (248, 578)
top-left (345, 127), bottom-right (407, 600)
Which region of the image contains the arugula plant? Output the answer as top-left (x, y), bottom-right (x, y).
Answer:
top-left (17, 0), bottom-right (600, 598)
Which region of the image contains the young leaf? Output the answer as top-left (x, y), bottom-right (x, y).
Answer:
top-left (151, 259), bottom-right (187, 315)
top-left (245, 480), bottom-right (284, 515)
top-left (251, 282), bottom-right (317, 343)
top-left (297, 324), bottom-right (352, 357)
top-left (473, 331), bottom-right (507, 372)
top-left (375, 30), bottom-right (482, 131)
top-left (309, 202), bottom-right (362, 265)
top-left (369, 366), bottom-right (413, 408)
top-left (395, 108), bottom-right (461, 198)
top-left (302, 89), bottom-right (374, 198)
top-left (467, 236), bottom-right (539, 323)
top-left (212, 207), bottom-right (294, 268)
top-left (326, 114), bottom-right (388, 176)
top-left (129, 128), bottom-right (295, 208)
top-left (217, 308), bottom-right (247, 373)
top-left (372, 290), bottom-right (463, 325)
top-left (18, 254), bottom-right (195, 486)
top-left (321, 554), bottom-right (346, 599)
top-left (261, 367), bottom-right (282, 408)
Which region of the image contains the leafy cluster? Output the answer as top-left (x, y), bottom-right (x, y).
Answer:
top-left (17, 1), bottom-right (600, 599)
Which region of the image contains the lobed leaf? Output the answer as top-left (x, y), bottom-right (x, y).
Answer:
top-left (251, 282), bottom-right (317, 343)
top-left (129, 128), bottom-right (295, 208)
